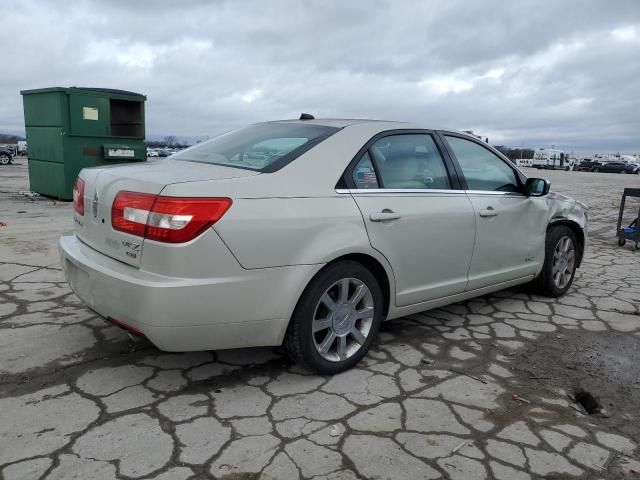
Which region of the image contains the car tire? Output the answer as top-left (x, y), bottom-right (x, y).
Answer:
top-left (621, 170), bottom-right (627, 174)
top-left (592, 168), bottom-right (599, 172)
top-left (530, 226), bottom-right (579, 297)
top-left (618, 238), bottom-right (626, 247)
top-left (284, 260), bottom-right (384, 374)
top-left (0, 154), bottom-right (11, 165)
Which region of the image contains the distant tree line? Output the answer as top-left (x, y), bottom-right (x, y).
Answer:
top-left (146, 135), bottom-right (189, 149)
top-left (0, 133), bottom-right (25, 143)
top-left (493, 145), bottom-right (535, 160)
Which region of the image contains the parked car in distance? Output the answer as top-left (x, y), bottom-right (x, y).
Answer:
top-left (147, 149), bottom-right (159, 157)
top-left (0, 146), bottom-right (13, 165)
top-left (576, 159), bottom-right (602, 172)
top-left (60, 118), bottom-right (589, 373)
top-left (593, 161), bottom-right (639, 174)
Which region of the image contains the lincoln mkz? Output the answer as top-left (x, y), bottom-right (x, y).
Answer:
top-left (61, 118), bottom-right (588, 373)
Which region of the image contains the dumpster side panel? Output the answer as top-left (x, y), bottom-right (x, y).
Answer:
top-left (25, 126), bottom-right (67, 198)
top-left (22, 91), bottom-right (67, 128)
top-left (28, 159), bottom-right (66, 199)
top-left (25, 127), bottom-right (64, 164)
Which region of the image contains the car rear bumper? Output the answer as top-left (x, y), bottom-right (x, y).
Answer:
top-left (59, 233), bottom-right (318, 351)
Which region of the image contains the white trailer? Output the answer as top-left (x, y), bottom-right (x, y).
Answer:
top-left (532, 149), bottom-right (575, 171)
top-left (17, 141), bottom-right (27, 155)
top-left (515, 158), bottom-right (534, 167)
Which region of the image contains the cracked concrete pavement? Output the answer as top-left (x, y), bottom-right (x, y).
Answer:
top-left (1, 157), bottom-right (640, 479)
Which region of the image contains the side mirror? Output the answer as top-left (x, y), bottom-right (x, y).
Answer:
top-left (525, 178), bottom-right (550, 197)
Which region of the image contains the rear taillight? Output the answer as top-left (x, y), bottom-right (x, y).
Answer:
top-left (111, 191), bottom-right (232, 243)
top-left (73, 177), bottom-right (85, 215)
top-left (112, 192), bottom-right (156, 237)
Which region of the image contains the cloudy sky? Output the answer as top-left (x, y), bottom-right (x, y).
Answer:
top-left (2, 0), bottom-right (639, 151)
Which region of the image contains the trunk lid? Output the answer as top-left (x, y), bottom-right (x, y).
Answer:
top-left (74, 159), bottom-right (258, 267)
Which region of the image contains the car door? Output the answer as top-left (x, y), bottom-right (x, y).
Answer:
top-left (344, 131), bottom-right (476, 307)
top-left (441, 133), bottom-right (549, 291)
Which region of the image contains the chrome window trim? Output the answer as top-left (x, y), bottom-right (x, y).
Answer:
top-left (336, 188), bottom-right (526, 197)
top-left (464, 190), bottom-right (525, 197)
top-left (335, 188), bottom-right (466, 195)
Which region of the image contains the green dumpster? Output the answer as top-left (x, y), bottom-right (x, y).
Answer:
top-left (20, 87), bottom-right (147, 200)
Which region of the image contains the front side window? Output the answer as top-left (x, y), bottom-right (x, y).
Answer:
top-left (445, 136), bottom-right (520, 192)
top-left (365, 134), bottom-right (450, 189)
top-left (171, 123), bottom-right (339, 172)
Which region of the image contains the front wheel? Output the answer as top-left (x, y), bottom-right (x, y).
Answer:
top-left (618, 238), bottom-right (626, 246)
top-left (0, 154), bottom-right (10, 165)
top-left (284, 261), bottom-right (384, 374)
top-left (530, 226), bottom-right (579, 297)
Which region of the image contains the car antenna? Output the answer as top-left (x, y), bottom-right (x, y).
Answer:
top-left (299, 113), bottom-right (315, 120)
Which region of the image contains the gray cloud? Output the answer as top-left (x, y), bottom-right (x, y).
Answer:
top-left (2, 0), bottom-right (639, 151)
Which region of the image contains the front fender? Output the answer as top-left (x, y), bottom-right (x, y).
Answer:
top-left (546, 193), bottom-right (589, 265)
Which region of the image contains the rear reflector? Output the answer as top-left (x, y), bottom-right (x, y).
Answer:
top-left (73, 177), bottom-right (85, 215)
top-left (112, 191), bottom-right (232, 243)
top-left (109, 317), bottom-right (144, 335)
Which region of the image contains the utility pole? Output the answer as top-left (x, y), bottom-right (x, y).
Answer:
top-left (520, 142), bottom-right (523, 163)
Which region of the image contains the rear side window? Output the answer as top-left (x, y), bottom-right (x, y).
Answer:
top-left (369, 134), bottom-right (451, 189)
top-left (445, 136), bottom-right (520, 192)
top-left (171, 123), bottom-right (340, 172)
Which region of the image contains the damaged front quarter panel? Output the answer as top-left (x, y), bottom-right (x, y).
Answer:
top-left (546, 192), bottom-right (589, 266)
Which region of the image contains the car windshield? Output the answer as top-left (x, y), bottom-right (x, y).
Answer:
top-left (171, 123), bottom-right (340, 172)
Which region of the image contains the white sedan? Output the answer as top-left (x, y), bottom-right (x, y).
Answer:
top-left (60, 117), bottom-right (588, 373)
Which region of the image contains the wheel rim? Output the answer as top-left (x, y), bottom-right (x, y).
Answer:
top-left (312, 277), bottom-right (374, 362)
top-left (552, 236), bottom-right (576, 288)
top-left (0, 155), bottom-right (9, 165)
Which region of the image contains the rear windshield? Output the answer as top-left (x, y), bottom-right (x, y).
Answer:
top-left (171, 123), bottom-right (340, 172)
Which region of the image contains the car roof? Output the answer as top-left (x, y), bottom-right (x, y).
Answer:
top-left (267, 118), bottom-right (422, 129)
top-left (263, 118), bottom-right (489, 146)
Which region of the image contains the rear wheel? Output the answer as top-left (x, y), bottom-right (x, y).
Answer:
top-left (0, 154), bottom-right (10, 165)
top-left (530, 226), bottom-right (579, 297)
top-left (285, 261), bottom-right (384, 374)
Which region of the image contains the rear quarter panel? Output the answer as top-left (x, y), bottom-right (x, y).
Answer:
top-left (213, 196), bottom-right (373, 269)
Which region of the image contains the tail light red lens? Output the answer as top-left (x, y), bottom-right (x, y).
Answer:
top-left (111, 191), bottom-right (232, 243)
top-left (112, 192), bottom-right (156, 238)
top-left (73, 177), bottom-right (85, 215)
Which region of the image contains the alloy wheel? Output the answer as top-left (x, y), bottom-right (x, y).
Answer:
top-left (312, 277), bottom-right (374, 362)
top-left (0, 155), bottom-right (10, 165)
top-left (552, 236), bottom-right (575, 288)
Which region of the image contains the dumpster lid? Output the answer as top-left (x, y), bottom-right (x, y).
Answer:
top-left (20, 86), bottom-right (146, 100)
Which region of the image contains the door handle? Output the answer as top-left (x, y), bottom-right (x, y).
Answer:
top-left (479, 207), bottom-right (498, 217)
top-left (370, 211), bottom-right (401, 222)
